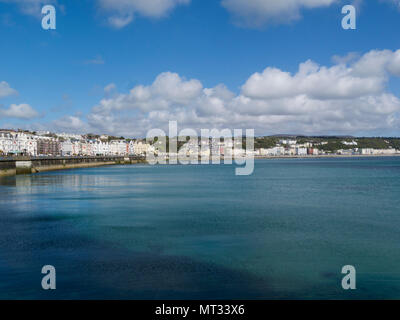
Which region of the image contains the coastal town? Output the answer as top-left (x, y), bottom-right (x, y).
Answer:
top-left (0, 130), bottom-right (152, 157)
top-left (0, 129), bottom-right (400, 158)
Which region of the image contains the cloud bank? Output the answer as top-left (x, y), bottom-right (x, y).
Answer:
top-left (47, 49), bottom-right (400, 137)
top-left (97, 0), bottom-right (190, 28)
top-left (0, 0), bottom-right (57, 17)
top-left (1, 0), bottom-right (395, 29)
top-left (0, 81), bottom-right (39, 120)
top-left (221, 0), bottom-right (338, 27)
top-left (0, 103), bottom-right (39, 119)
top-left (0, 81), bottom-right (17, 98)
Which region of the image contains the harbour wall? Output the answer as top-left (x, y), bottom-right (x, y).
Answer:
top-left (0, 156), bottom-right (146, 177)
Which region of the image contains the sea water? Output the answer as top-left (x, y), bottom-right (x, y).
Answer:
top-left (1, 157), bottom-right (400, 299)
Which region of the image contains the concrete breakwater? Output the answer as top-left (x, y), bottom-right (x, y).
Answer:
top-left (0, 156), bottom-right (147, 177)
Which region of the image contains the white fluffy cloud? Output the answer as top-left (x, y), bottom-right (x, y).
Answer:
top-left (0, 103), bottom-right (39, 119)
top-left (0, 81), bottom-right (17, 98)
top-left (221, 0), bottom-right (337, 27)
top-left (1, 0), bottom-right (397, 29)
top-left (97, 0), bottom-right (190, 28)
top-left (0, 0), bottom-right (336, 28)
top-left (52, 115), bottom-right (88, 131)
top-left (0, 82), bottom-right (39, 120)
top-left (352, 49), bottom-right (400, 77)
top-left (0, 0), bottom-right (57, 16)
top-left (91, 72), bottom-right (202, 114)
top-left (57, 49), bottom-right (399, 137)
top-left (242, 60), bottom-right (384, 100)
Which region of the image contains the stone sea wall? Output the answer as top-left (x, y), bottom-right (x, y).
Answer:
top-left (0, 156), bottom-right (146, 177)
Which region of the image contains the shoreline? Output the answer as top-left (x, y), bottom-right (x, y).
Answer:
top-left (1, 153), bottom-right (399, 177)
top-left (254, 153), bottom-right (400, 160)
top-left (0, 156), bottom-right (146, 177)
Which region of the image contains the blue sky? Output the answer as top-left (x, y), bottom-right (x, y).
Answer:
top-left (1, 0), bottom-right (400, 137)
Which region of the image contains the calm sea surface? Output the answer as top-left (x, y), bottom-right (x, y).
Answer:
top-left (1, 157), bottom-right (400, 299)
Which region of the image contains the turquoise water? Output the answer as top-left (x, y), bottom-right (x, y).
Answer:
top-left (1, 157), bottom-right (400, 299)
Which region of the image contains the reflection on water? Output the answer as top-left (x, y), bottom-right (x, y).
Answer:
top-left (1, 159), bottom-right (400, 299)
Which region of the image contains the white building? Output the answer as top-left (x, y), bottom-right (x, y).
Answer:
top-left (258, 147), bottom-right (285, 156)
top-left (0, 131), bottom-right (15, 155)
top-left (0, 131), bottom-right (37, 156)
top-left (56, 133), bottom-right (83, 141)
top-left (280, 139), bottom-right (297, 145)
top-left (342, 140), bottom-right (358, 146)
top-left (296, 147), bottom-right (308, 156)
top-left (109, 140), bottom-right (128, 156)
top-left (92, 141), bottom-right (110, 156)
top-left (132, 141), bottom-right (151, 155)
top-left (61, 140), bottom-right (73, 156)
top-left (72, 141), bottom-right (81, 155)
top-left (80, 142), bottom-right (93, 156)
top-left (361, 148), bottom-right (397, 155)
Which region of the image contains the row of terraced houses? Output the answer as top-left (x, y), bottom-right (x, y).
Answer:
top-left (0, 130), bottom-right (153, 157)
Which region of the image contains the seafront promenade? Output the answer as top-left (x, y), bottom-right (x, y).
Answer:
top-left (254, 153), bottom-right (400, 159)
top-left (1, 153), bottom-right (399, 177)
top-left (0, 156), bottom-right (146, 177)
